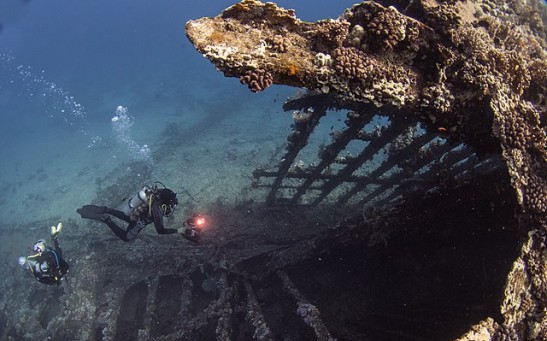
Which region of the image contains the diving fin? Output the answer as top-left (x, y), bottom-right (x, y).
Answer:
top-left (77, 205), bottom-right (107, 220)
top-left (51, 222), bottom-right (62, 237)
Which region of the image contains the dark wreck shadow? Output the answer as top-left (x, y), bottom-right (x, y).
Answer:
top-left (239, 168), bottom-right (521, 340)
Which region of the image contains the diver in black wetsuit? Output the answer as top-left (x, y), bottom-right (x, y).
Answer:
top-left (18, 223), bottom-right (70, 285)
top-left (77, 182), bottom-right (199, 242)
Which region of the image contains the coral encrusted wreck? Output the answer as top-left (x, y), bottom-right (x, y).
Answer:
top-left (186, 0), bottom-right (547, 339)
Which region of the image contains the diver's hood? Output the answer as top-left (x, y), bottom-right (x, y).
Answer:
top-left (156, 188), bottom-right (178, 206)
top-left (33, 240), bottom-right (46, 253)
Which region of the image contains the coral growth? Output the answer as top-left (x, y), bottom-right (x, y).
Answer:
top-left (239, 69), bottom-right (273, 93)
top-left (266, 34), bottom-right (289, 53)
top-left (347, 3), bottom-right (408, 51)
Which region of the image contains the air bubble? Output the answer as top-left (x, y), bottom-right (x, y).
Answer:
top-left (1, 53), bottom-right (88, 132)
top-left (111, 105), bottom-right (154, 166)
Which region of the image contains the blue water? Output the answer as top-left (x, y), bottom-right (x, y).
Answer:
top-left (0, 0), bottom-right (357, 226)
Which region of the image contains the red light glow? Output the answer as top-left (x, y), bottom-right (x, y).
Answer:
top-left (196, 217), bottom-right (205, 226)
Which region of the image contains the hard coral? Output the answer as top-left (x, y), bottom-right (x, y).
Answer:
top-left (423, 2), bottom-right (462, 38)
top-left (492, 323), bottom-right (520, 341)
top-left (491, 90), bottom-right (547, 215)
top-left (239, 69), bottom-right (273, 93)
top-left (307, 19), bottom-right (349, 53)
top-left (267, 34), bottom-right (289, 53)
top-left (330, 46), bottom-right (416, 107)
top-left (364, 5), bottom-right (407, 50)
top-left (341, 2), bottom-right (410, 52)
top-left (332, 47), bottom-right (375, 80)
top-left (314, 53), bottom-right (332, 67)
top-left (222, 0), bottom-right (297, 27)
top-left (421, 84), bottom-right (455, 116)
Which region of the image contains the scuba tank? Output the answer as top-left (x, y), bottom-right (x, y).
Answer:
top-left (119, 186), bottom-right (151, 217)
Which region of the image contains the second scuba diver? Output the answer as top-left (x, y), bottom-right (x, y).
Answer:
top-left (76, 182), bottom-right (200, 242)
top-left (18, 223), bottom-right (70, 285)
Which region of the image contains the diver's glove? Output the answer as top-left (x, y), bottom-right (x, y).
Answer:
top-left (18, 256), bottom-right (27, 267)
top-left (51, 223), bottom-right (62, 238)
top-left (177, 227), bottom-right (201, 243)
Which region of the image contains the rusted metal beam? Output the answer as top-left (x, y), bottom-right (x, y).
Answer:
top-left (253, 169), bottom-right (401, 185)
top-left (265, 101), bottom-right (329, 205)
top-left (338, 131), bottom-right (436, 205)
top-left (374, 146), bottom-right (476, 207)
top-left (311, 117), bottom-right (412, 206)
top-left (357, 139), bottom-right (455, 206)
top-left (288, 109), bottom-right (376, 204)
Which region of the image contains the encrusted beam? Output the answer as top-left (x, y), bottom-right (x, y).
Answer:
top-left (185, 0), bottom-right (546, 217)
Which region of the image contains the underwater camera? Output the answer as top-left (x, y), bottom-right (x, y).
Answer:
top-left (182, 214), bottom-right (206, 243)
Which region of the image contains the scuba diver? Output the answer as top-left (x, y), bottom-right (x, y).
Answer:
top-left (18, 223), bottom-right (70, 285)
top-left (76, 182), bottom-right (201, 242)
